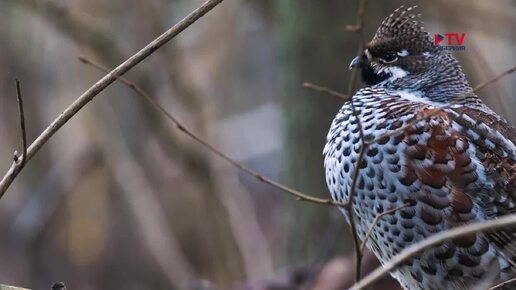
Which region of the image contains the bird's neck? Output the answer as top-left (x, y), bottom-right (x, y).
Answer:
top-left (385, 58), bottom-right (474, 104)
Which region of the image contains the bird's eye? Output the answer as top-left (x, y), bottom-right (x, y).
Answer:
top-left (380, 51), bottom-right (398, 64)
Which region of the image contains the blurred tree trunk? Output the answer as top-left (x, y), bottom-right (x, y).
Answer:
top-left (274, 1), bottom-right (359, 266)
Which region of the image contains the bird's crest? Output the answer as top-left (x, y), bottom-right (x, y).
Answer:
top-left (369, 5), bottom-right (435, 53)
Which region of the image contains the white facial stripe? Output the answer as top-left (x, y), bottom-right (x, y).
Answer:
top-left (393, 90), bottom-right (441, 107)
top-left (379, 66), bottom-right (409, 81)
top-left (365, 49), bottom-right (372, 61)
top-left (397, 49), bottom-right (409, 57)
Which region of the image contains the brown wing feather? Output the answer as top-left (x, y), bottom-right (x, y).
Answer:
top-left (399, 106), bottom-right (516, 271)
top-left (448, 106), bottom-right (516, 269)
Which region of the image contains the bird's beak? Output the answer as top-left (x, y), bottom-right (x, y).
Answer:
top-left (349, 56), bottom-right (360, 70)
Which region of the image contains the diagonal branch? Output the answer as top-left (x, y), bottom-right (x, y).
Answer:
top-left (488, 277), bottom-right (516, 290)
top-left (473, 65), bottom-right (516, 91)
top-left (78, 56), bottom-right (347, 207)
top-left (0, 0), bottom-right (226, 199)
top-left (349, 213), bottom-right (516, 290)
top-left (302, 82), bottom-right (350, 101)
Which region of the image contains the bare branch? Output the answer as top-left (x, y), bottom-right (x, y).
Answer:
top-left (15, 79), bottom-right (27, 167)
top-left (0, 0), bottom-right (226, 199)
top-left (302, 82), bottom-right (350, 100)
top-left (347, 140), bottom-right (367, 281)
top-left (473, 65), bottom-right (516, 91)
top-left (78, 56), bottom-right (346, 207)
top-left (346, 0), bottom-right (368, 97)
top-left (349, 213), bottom-right (516, 290)
top-left (359, 203), bottom-right (410, 254)
top-left (488, 277), bottom-right (516, 290)
top-left (345, 0), bottom-right (369, 281)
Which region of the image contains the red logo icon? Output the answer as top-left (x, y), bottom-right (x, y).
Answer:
top-left (434, 33), bottom-right (465, 45)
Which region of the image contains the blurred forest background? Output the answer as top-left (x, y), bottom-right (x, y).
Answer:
top-left (0, 0), bottom-right (514, 289)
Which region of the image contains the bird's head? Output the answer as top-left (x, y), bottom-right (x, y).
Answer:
top-left (351, 5), bottom-right (467, 93)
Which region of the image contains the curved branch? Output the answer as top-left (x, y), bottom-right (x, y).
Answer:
top-left (349, 213), bottom-right (516, 290)
top-left (78, 57), bottom-right (345, 207)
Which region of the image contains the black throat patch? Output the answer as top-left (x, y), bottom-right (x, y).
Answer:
top-left (360, 61), bottom-right (390, 86)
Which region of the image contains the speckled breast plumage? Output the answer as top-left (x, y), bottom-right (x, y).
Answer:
top-left (323, 88), bottom-right (516, 290)
top-left (323, 5), bottom-right (516, 290)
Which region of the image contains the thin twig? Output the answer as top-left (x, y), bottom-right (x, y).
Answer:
top-left (473, 65), bottom-right (516, 91)
top-left (78, 56), bottom-right (347, 207)
top-left (359, 203), bottom-right (410, 254)
top-left (346, 0), bottom-right (368, 97)
top-left (349, 213), bottom-right (516, 290)
top-left (302, 82), bottom-right (350, 101)
top-left (0, 0), bottom-right (226, 199)
top-left (14, 79), bottom-right (27, 167)
top-left (488, 277), bottom-right (516, 290)
top-left (345, 0), bottom-right (369, 281)
top-left (347, 141), bottom-right (367, 281)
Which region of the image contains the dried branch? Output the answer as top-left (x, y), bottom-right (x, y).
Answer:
top-left (346, 0), bottom-right (368, 96)
top-left (14, 79), bottom-right (27, 168)
top-left (488, 277), bottom-right (516, 290)
top-left (78, 57), bottom-right (346, 207)
top-left (0, 0), bottom-right (226, 199)
top-left (347, 140), bottom-right (367, 281)
top-left (302, 82), bottom-right (350, 100)
top-left (345, 0), bottom-right (369, 281)
top-left (349, 213), bottom-right (516, 290)
top-left (473, 65), bottom-right (516, 91)
top-left (359, 203), bottom-right (410, 254)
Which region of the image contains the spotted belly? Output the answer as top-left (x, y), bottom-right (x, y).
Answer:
top-left (323, 91), bottom-right (513, 290)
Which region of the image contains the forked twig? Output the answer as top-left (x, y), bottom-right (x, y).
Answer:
top-left (78, 56), bottom-right (347, 207)
top-left (359, 203), bottom-right (410, 254)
